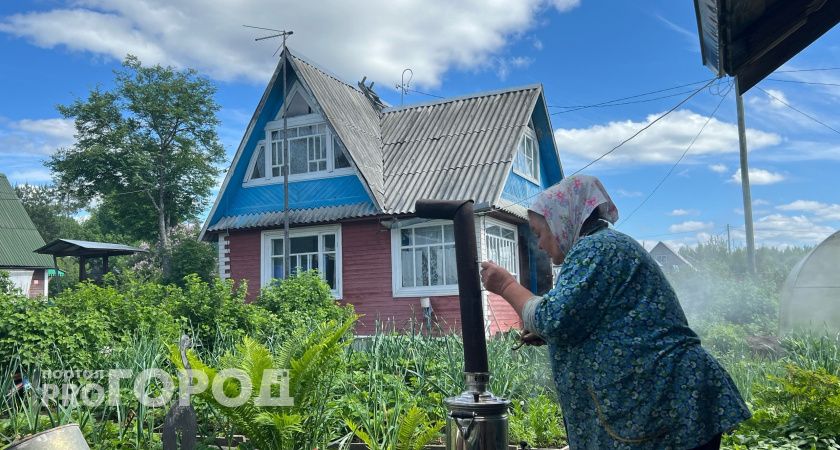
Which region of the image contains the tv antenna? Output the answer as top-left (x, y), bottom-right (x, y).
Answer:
top-left (395, 68), bottom-right (413, 106)
top-left (243, 24), bottom-right (294, 279)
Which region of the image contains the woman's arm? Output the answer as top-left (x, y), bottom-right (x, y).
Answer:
top-left (479, 261), bottom-right (534, 317)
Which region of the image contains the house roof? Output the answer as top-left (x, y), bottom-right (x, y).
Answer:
top-left (34, 239), bottom-right (146, 257)
top-left (0, 174), bottom-right (55, 269)
top-left (207, 202), bottom-right (379, 232)
top-left (201, 49), bottom-right (551, 236)
top-left (650, 241), bottom-right (696, 270)
top-left (381, 84), bottom-right (541, 214)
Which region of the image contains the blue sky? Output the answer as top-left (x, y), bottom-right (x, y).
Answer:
top-left (1, 0), bottom-right (838, 249)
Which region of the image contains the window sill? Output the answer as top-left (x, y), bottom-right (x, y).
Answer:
top-left (393, 286), bottom-right (459, 298)
top-left (512, 168), bottom-right (540, 185)
top-left (243, 168), bottom-right (355, 187)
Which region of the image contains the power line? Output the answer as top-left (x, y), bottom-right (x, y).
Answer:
top-left (569, 78), bottom-right (719, 176)
top-left (757, 86), bottom-right (840, 135)
top-left (764, 78), bottom-right (840, 87)
top-left (550, 88), bottom-right (702, 114)
top-left (487, 78), bottom-right (719, 214)
top-left (406, 88), bottom-right (445, 99)
top-left (774, 67), bottom-right (840, 73)
top-left (618, 84), bottom-right (733, 228)
top-left (547, 78), bottom-right (715, 111)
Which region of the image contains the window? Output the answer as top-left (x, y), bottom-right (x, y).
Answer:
top-left (513, 129), bottom-right (539, 183)
top-left (392, 221), bottom-right (457, 297)
top-left (485, 220), bottom-right (518, 278)
top-left (262, 226), bottom-right (341, 297)
top-left (247, 143), bottom-right (266, 180)
top-left (333, 136), bottom-right (351, 169)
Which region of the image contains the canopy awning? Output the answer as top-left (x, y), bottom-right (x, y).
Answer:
top-left (35, 239), bottom-right (146, 258)
top-left (695, 0), bottom-right (840, 94)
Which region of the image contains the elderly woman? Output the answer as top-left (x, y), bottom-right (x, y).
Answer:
top-left (480, 175), bottom-right (750, 450)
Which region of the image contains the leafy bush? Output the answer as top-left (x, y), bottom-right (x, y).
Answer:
top-left (0, 270), bottom-right (17, 294)
top-left (256, 270), bottom-right (354, 341)
top-left (165, 232), bottom-right (218, 286)
top-left (510, 394), bottom-right (567, 447)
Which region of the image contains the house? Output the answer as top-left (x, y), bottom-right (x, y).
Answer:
top-left (649, 241), bottom-right (696, 274)
top-left (200, 49), bottom-right (564, 335)
top-left (0, 173), bottom-right (55, 297)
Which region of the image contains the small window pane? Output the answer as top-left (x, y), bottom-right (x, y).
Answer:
top-left (324, 253), bottom-right (336, 288)
top-left (250, 146), bottom-right (265, 180)
top-left (429, 246), bottom-right (442, 286)
top-left (415, 226), bottom-right (442, 245)
top-left (444, 224), bottom-right (454, 243)
top-left (486, 225), bottom-right (501, 237)
top-left (444, 244), bottom-right (457, 284)
top-left (323, 234), bottom-right (335, 252)
top-left (401, 249), bottom-right (414, 287)
top-left (272, 239), bottom-right (284, 256)
top-left (272, 257), bottom-right (284, 279)
top-left (502, 228), bottom-right (515, 240)
top-left (289, 139), bottom-right (308, 174)
top-left (290, 236), bottom-right (318, 253)
top-left (401, 229), bottom-right (413, 246)
top-left (334, 138), bottom-right (351, 169)
top-left (415, 247), bottom-right (429, 287)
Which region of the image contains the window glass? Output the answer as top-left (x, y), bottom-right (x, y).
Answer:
top-left (399, 223), bottom-right (457, 289)
top-left (269, 232), bottom-right (337, 289)
top-left (485, 222), bottom-right (518, 276)
top-left (250, 145), bottom-right (265, 180)
top-left (334, 137), bottom-right (351, 169)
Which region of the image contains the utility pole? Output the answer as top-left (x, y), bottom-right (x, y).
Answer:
top-left (726, 224), bottom-right (732, 254)
top-left (735, 76), bottom-right (757, 275)
top-left (247, 25), bottom-right (294, 278)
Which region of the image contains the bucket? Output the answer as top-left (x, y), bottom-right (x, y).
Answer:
top-left (6, 424), bottom-right (90, 450)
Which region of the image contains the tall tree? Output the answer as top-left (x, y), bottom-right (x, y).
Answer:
top-left (50, 55), bottom-right (225, 277)
top-left (14, 183), bottom-right (84, 243)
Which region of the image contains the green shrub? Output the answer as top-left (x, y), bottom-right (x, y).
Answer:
top-left (509, 394), bottom-right (567, 447)
top-left (256, 270), bottom-right (354, 341)
top-left (166, 238), bottom-right (217, 286)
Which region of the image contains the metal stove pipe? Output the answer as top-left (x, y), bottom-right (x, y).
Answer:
top-left (415, 199), bottom-right (509, 450)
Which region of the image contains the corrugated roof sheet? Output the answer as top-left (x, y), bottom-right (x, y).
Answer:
top-left (289, 54), bottom-right (385, 209)
top-left (35, 239), bottom-right (145, 257)
top-left (208, 202), bottom-right (379, 232)
top-left (381, 86), bottom-right (541, 214)
top-left (0, 174), bottom-right (55, 269)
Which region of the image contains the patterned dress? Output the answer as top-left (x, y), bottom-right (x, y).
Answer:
top-left (522, 228), bottom-right (751, 449)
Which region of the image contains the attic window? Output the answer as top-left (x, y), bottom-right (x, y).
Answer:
top-left (248, 144), bottom-right (266, 180)
top-left (513, 128), bottom-right (539, 183)
top-left (285, 91), bottom-right (313, 117)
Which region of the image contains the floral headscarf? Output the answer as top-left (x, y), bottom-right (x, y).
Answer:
top-left (529, 174), bottom-right (619, 256)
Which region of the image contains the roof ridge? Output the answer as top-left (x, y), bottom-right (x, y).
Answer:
top-left (382, 83), bottom-right (542, 114)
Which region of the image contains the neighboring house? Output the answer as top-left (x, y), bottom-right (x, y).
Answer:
top-left (0, 173), bottom-right (55, 297)
top-left (649, 241), bottom-right (696, 273)
top-left (200, 49), bottom-right (564, 335)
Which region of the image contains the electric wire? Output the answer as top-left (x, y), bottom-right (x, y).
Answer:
top-left (617, 84), bottom-right (733, 228)
top-left (764, 78), bottom-right (840, 87)
top-left (774, 67), bottom-right (840, 73)
top-left (756, 86), bottom-right (840, 136)
top-left (547, 78), bottom-right (716, 112)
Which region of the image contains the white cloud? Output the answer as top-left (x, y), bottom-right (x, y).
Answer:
top-left (777, 200), bottom-right (840, 222)
top-left (669, 209), bottom-right (698, 216)
top-left (550, 0), bottom-right (581, 12)
top-left (753, 199), bottom-right (770, 206)
top-left (708, 163), bottom-right (727, 173)
top-left (554, 109), bottom-right (781, 168)
top-left (729, 213), bottom-right (836, 247)
top-left (0, 0), bottom-right (568, 87)
top-left (669, 221), bottom-right (713, 233)
top-left (615, 189), bottom-right (642, 198)
top-left (654, 14), bottom-right (696, 44)
top-left (729, 168), bottom-right (785, 185)
top-left (0, 117), bottom-right (76, 157)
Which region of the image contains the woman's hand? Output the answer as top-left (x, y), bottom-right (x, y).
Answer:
top-left (480, 261), bottom-right (516, 296)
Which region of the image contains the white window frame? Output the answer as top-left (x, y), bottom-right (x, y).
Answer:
top-left (242, 83), bottom-right (354, 187)
top-left (391, 220), bottom-right (459, 298)
top-left (513, 128), bottom-right (540, 184)
top-left (245, 140), bottom-right (267, 182)
top-left (261, 225), bottom-right (342, 299)
top-left (483, 217), bottom-right (519, 282)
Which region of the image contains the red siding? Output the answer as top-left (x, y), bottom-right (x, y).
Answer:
top-left (340, 220), bottom-right (463, 335)
top-left (224, 219), bottom-right (523, 335)
top-left (228, 229), bottom-right (262, 301)
top-left (27, 269), bottom-right (45, 298)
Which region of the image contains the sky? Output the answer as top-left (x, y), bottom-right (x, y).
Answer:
top-left (1, 0), bottom-right (838, 250)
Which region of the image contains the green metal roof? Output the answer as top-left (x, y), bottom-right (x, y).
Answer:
top-left (0, 174), bottom-right (55, 269)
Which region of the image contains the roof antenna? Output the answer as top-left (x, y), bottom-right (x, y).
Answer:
top-left (395, 68), bottom-right (413, 106)
top-left (358, 76), bottom-right (386, 111)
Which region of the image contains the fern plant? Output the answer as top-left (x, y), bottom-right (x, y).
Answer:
top-left (172, 315), bottom-right (356, 450)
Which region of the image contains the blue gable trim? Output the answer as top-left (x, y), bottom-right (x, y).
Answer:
top-left (500, 94), bottom-right (563, 207)
top-left (227, 175), bottom-right (372, 216)
top-left (208, 64), bottom-right (375, 227)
